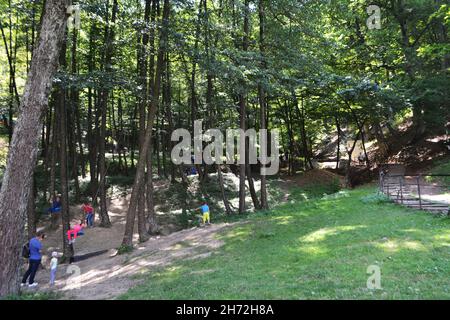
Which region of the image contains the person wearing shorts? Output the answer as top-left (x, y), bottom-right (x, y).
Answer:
top-left (198, 201), bottom-right (210, 225)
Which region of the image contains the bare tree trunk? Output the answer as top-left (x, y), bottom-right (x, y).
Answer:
top-left (71, 27), bottom-right (85, 178)
top-left (87, 23), bottom-right (98, 204)
top-left (146, 143), bottom-right (159, 235)
top-left (246, 111), bottom-right (261, 210)
top-left (135, 0), bottom-right (153, 243)
top-left (258, 0), bottom-right (268, 210)
top-left (98, 0), bottom-right (119, 228)
top-left (165, 55), bottom-right (177, 183)
top-left (26, 176), bottom-right (36, 240)
top-left (56, 38), bottom-right (74, 262)
top-left (335, 117), bottom-right (341, 170)
top-left (217, 164), bottom-right (233, 214)
top-left (342, 129), bottom-right (361, 188)
top-left (238, 95), bottom-right (247, 214)
top-left (49, 104), bottom-right (57, 202)
top-left (238, 0), bottom-right (250, 214)
top-left (145, 0), bottom-right (161, 236)
top-left (122, 0), bottom-right (170, 248)
top-left (0, 0), bottom-right (69, 297)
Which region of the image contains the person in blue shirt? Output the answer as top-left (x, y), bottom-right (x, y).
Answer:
top-left (196, 201), bottom-right (211, 225)
top-left (47, 195), bottom-right (61, 214)
top-left (21, 231), bottom-right (46, 288)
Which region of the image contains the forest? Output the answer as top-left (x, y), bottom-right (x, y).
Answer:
top-left (0, 0), bottom-right (449, 300)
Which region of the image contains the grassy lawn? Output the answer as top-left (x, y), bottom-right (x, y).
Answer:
top-left (121, 186), bottom-right (450, 300)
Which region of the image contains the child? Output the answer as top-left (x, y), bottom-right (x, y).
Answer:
top-left (74, 220), bottom-right (85, 236)
top-left (49, 251), bottom-right (58, 286)
top-left (82, 202), bottom-right (94, 228)
top-left (67, 225), bottom-right (77, 244)
top-left (67, 225), bottom-right (77, 264)
top-left (47, 196), bottom-right (62, 214)
top-left (196, 201), bottom-right (211, 225)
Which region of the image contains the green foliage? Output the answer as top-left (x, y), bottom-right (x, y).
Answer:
top-left (289, 180), bottom-right (342, 201)
top-left (360, 192), bottom-right (391, 204)
top-left (117, 244), bottom-right (133, 255)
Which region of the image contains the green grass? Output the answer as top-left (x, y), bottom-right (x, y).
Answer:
top-left (2, 291), bottom-right (61, 300)
top-left (120, 186), bottom-right (450, 300)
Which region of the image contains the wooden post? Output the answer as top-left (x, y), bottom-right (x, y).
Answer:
top-left (417, 175), bottom-right (422, 210)
top-left (399, 176), bottom-right (403, 204)
top-left (379, 171), bottom-right (383, 193)
top-left (387, 182), bottom-right (390, 199)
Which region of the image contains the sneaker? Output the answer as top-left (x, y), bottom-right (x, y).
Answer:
top-left (20, 283), bottom-right (27, 287)
top-left (28, 283), bottom-right (38, 288)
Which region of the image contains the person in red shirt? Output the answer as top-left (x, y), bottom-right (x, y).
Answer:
top-left (82, 202), bottom-right (94, 228)
top-left (74, 220), bottom-right (85, 236)
top-left (67, 226), bottom-right (77, 244)
top-left (67, 225), bottom-right (77, 264)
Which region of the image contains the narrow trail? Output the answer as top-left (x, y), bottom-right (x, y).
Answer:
top-left (24, 195), bottom-right (239, 300)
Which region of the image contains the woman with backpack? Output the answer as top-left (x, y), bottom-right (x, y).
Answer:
top-left (21, 231), bottom-right (46, 288)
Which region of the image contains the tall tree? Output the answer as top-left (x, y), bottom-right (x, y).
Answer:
top-left (56, 35), bottom-right (74, 262)
top-left (98, 0), bottom-right (119, 228)
top-left (258, 0), bottom-right (268, 209)
top-left (0, 0), bottom-right (70, 297)
top-left (122, 0), bottom-right (170, 248)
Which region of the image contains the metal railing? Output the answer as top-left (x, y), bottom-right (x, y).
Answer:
top-left (379, 172), bottom-right (450, 215)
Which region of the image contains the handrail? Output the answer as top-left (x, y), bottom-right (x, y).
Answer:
top-left (379, 170), bottom-right (449, 216)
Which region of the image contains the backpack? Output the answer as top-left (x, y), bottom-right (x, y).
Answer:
top-left (22, 242), bottom-right (30, 259)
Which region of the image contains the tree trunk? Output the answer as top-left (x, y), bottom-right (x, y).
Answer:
top-left (238, 95), bottom-right (247, 214)
top-left (146, 143), bottom-right (159, 235)
top-left (165, 55), bottom-right (177, 183)
top-left (238, 0), bottom-right (250, 214)
top-left (56, 38), bottom-right (74, 262)
top-left (0, 0), bottom-right (69, 297)
top-left (246, 111), bottom-right (261, 210)
top-left (335, 117), bottom-right (341, 170)
top-left (98, 0), bottom-right (119, 228)
top-left (258, 0), bottom-right (268, 209)
top-left (49, 103), bottom-right (58, 203)
top-left (26, 176), bottom-right (36, 240)
top-left (217, 164), bottom-right (233, 214)
top-left (87, 23), bottom-right (98, 205)
top-left (122, 0), bottom-right (170, 248)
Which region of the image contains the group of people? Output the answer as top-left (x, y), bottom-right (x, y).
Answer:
top-left (46, 195), bottom-right (94, 227)
top-left (21, 199), bottom-right (211, 289)
top-left (21, 231), bottom-right (59, 288)
top-left (21, 201), bottom-right (96, 288)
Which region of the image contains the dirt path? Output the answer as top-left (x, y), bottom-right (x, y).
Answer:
top-left (404, 176), bottom-right (449, 205)
top-left (24, 196), bottom-right (239, 300)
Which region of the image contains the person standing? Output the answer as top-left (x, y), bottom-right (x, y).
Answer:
top-left (47, 195), bottom-right (62, 214)
top-left (67, 225), bottom-right (77, 264)
top-left (196, 201), bottom-right (211, 225)
top-left (49, 251), bottom-right (58, 286)
top-left (82, 202), bottom-right (94, 228)
top-left (21, 232), bottom-right (45, 288)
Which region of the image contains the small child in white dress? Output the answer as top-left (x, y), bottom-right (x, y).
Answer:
top-left (49, 251), bottom-right (58, 286)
